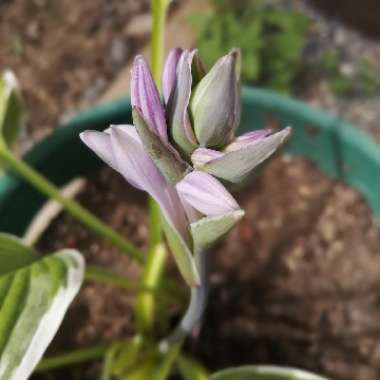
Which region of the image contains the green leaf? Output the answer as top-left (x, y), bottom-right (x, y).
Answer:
top-left (190, 210), bottom-right (244, 250)
top-left (0, 71), bottom-right (24, 151)
top-left (0, 233), bottom-right (39, 276)
top-left (120, 355), bottom-right (158, 380)
top-left (177, 355), bottom-right (209, 380)
top-left (112, 336), bottom-right (143, 376)
top-left (0, 249), bottom-right (84, 380)
top-left (210, 366), bottom-right (328, 380)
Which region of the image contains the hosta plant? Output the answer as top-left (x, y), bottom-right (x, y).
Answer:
top-left (0, 0), bottom-right (330, 379)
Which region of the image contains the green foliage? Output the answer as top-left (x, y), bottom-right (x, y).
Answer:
top-left (189, 0), bottom-right (310, 92)
top-left (177, 355), bottom-right (209, 380)
top-left (321, 51), bottom-right (380, 97)
top-left (0, 233), bottom-right (39, 276)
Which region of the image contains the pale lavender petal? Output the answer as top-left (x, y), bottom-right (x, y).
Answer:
top-left (178, 192), bottom-right (203, 224)
top-left (80, 126), bottom-right (144, 190)
top-left (191, 147), bottom-right (224, 167)
top-left (162, 48), bottom-right (183, 104)
top-left (194, 127), bottom-right (292, 183)
top-left (80, 130), bottom-right (120, 179)
top-left (176, 171), bottom-right (240, 217)
top-left (131, 55), bottom-right (168, 143)
top-left (224, 129), bottom-right (271, 152)
top-left (109, 126), bottom-right (190, 243)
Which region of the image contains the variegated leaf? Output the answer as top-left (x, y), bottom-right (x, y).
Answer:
top-left (210, 365), bottom-right (329, 380)
top-left (0, 248), bottom-right (84, 380)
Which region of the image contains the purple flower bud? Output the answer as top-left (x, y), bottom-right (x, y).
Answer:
top-left (191, 127), bottom-right (291, 183)
top-left (162, 48), bottom-right (183, 104)
top-left (167, 50), bottom-right (199, 157)
top-left (81, 48), bottom-right (293, 286)
top-left (131, 55), bottom-right (168, 143)
top-left (190, 49), bottom-right (241, 148)
top-left (132, 107), bottom-right (189, 184)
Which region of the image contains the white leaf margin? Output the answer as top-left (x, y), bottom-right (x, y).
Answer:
top-left (210, 365), bottom-right (330, 380)
top-left (0, 249), bottom-right (84, 380)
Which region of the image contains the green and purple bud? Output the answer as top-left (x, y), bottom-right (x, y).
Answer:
top-left (192, 127), bottom-right (292, 183)
top-left (190, 49), bottom-right (241, 148)
top-left (131, 55), bottom-right (168, 143)
top-left (131, 55), bottom-right (188, 184)
top-left (166, 50), bottom-right (200, 157)
top-left (81, 47), bottom-right (291, 286)
top-left (162, 47), bottom-right (183, 104)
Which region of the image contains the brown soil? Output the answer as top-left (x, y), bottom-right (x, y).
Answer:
top-left (34, 155), bottom-right (380, 380)
top-left (311, 0), bottom-right (380, 38)
top-left (0, 0), bottom-right (150, 148)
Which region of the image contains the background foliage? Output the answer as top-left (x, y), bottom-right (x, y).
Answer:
top-left (190, 0), bottom-right (310, 93)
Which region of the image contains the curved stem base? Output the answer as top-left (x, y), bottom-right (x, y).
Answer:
top-left (159, 250), bottom-right (209, 353)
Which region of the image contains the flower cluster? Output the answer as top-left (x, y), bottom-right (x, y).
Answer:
top-left (80, 48), bottom-right (290, 286)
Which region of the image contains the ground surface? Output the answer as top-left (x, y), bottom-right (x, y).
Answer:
top-left (0, 0), bottom-right (150, 149)
top-left (36, 156), bottom-right (380, 380)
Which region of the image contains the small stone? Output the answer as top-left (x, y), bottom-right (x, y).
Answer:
top-left (340, 63), bottom-right (355, 77)
top-left (334, 29), bottom-right (346, 46)
top-left (299, 185), bottom-right (312, 197)
top-left (321, 221), bottom-right (335, 242)
top-left (124, 14), bottom-right (152, 37)
top-left (110, 37), bottom-right (128, 65)
top-left (26, 21), bottom-right (40, 41)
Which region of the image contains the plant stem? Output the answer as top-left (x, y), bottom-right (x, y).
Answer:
top-left (0, 146), bottom-right (144, 263)
top-left (159, 250), bottom-right (209, 353)
top-left (85, 265), bottom-right (139, 291)
top-left (149, 198), bottom-right (162, 247)
top-left (36, 344), bottom-right (111, 372)
top-left (136, 0), bottom-right (170, 334)
top-left (150, 0), bottom-right (168, 88)
top-left (135, 242), bottom-right (167, 332)
top-left (100, 342), bottom-right (121, 380)
top-left (152, 340), bottom-right (182, 380)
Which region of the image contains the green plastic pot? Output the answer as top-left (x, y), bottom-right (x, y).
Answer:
top-left (0, 86), bottom-right (379, 235)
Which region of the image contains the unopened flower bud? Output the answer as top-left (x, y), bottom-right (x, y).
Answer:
top-left (190, 49), bottom-right (240, 148)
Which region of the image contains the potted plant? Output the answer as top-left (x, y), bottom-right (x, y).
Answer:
top-left (1, 1), bottom-right (380, 379)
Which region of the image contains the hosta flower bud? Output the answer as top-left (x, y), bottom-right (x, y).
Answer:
top-left (81, 47), bottom-right (291, 288)
top-left (133, 107), bottom-right (189, 184)
top-left (131, 55), bottom-right (168, 143)
top-left (162, 47), bottom-right (183, 104)
top-left (167, 50), bottom-right (199, 157)
top-left (192, 127), bottom-right (291, 183)
top-left (190, 49), bottom-right (240, 148)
